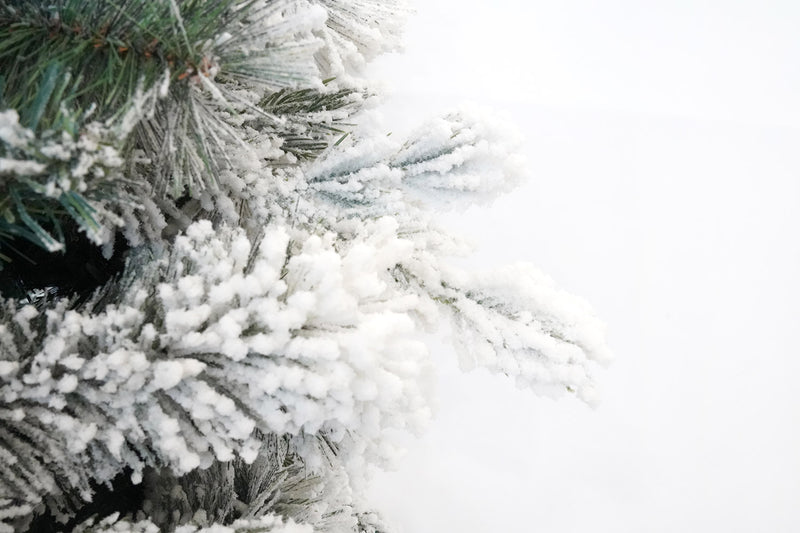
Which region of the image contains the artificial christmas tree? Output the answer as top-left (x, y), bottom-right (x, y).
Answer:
top-left (0, 1), bottom-right (610, 531)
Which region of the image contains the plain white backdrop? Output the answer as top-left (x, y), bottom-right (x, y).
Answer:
top-left (365, 1), bottom-right (800, 532)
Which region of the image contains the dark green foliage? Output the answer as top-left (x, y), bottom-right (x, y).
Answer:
top-left (0, 1), bottom-right (365, 269)
top-left (0, 0), bottom-right (240, 128)
top-left (1, 62), bottom-right (88, 248)
top-left (0, 0), bottom-right (245, 268)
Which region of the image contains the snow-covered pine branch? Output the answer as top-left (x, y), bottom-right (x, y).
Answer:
top-left (0, 218), bottom-right (430, 527)
top-left (0, 77), bottom-right (166, 253)
top-left (305, 108), bottom-right (525, 221)
top-left (0, 0), bottom-right (610, 531)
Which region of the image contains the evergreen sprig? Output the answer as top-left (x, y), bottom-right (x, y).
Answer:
top-left (257, 84), bottom-right (361, 161)
top-left (0, 0), bottom-right (241, 128)
top-left (0, 2), bottom-right (613, 532)
top-left (0, 0), bottom-right (328, 270)
top-left (0, 66), bottom-right (158, 275)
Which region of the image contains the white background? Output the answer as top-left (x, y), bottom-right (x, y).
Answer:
top-left (365, 1), bottom-right (800, 532)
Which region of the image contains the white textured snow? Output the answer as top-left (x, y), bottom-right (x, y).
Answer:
top-left (366, 1), bottom-right (800, 532)
top-left (74, 512), bottom-right (313, 533)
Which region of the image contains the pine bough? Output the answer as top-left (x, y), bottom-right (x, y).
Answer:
top-left (0, 1), bottom-right (610, 531)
